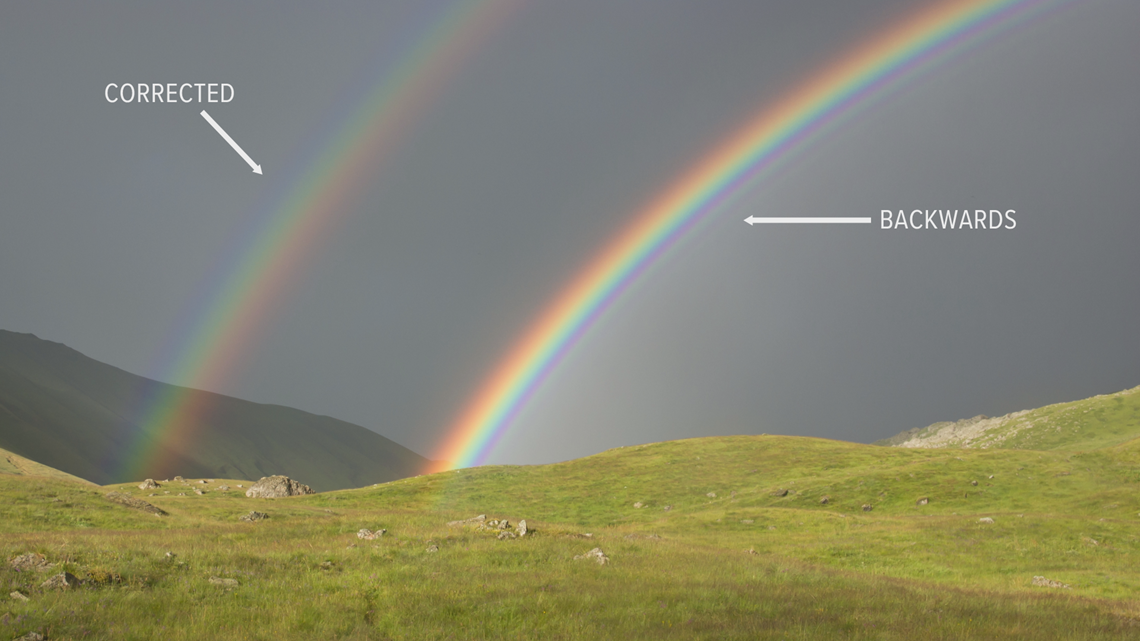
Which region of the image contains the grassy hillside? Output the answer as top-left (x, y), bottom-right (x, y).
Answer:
top-left (0, 330), bottom-right (430, 490)
top-left (0, 444), bottom-right (94, 485)
top-left (877, 385), bottom-right (1140, 451)
top-left (2, 432), bottom-right (1139, 639)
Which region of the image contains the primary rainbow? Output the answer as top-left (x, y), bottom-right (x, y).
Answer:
top-left (119, 0), bottom-right (520, 481)
top-left (432, 0), bottom-right (1059, 470)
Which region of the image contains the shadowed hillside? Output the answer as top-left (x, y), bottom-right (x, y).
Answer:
top-left (0, 330), bottom-right (431, 490)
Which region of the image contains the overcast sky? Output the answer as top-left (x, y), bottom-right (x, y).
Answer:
top-left (1, 0), bottom-right (1137, 465)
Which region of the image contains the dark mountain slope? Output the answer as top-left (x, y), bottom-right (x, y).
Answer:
top-left (0, 330), bottom-right (431, 490)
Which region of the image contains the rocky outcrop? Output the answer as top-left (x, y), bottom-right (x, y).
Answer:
top-left (244, 475), bottom-right (315, 498)
top-left (238, 511), bottom-right (269, 522)
top-left (138, 478), bottom-right (160, 490)
top-left (105, 492), bottom-right (167, 516)
top-left (357, 528), bottom-right (386, 540)
top-left (10, 553), bottom-right (52, 572)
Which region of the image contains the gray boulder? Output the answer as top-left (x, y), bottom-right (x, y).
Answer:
top-left (574, 547), bottom-right (609, 565)
top-left (244, 475), bottom-right (315, 498)
top-left (40, 572), bottom-right (79, 590)
top-left (239, 511), bottom-right (269, 522)
top-left (138, 478), bottom-right (160, 490)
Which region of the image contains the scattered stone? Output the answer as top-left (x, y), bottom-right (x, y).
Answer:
top-left (357, 528), bottom-right (386, 540)
top-left (916, 497), bottom-right (929, 506)
top-left (583, 533), bottom-right (593, 538)
top-left (40, 572), bottom-right (79, 590)
top-left (574, 547), bottom-right (609, 565)
top-left (244, 475), bottom-right (315, 498)
top-left (1032, 576), bottom-right (1071, 589)
top-left (517, 520), bottom-right (528, 537)
top-left (319, 561), bottom-right (333, 570)
top-left (741, 519), bottom-right (753, 524)
top-left (10, 553), bottom-right (52, 573)
top-left (194, 489), bottom-right (205, 495)
top-left (706, 492), bottom-right (716, 498)
top-left (988, 475), bottom-right (994, 479)
top-left (174, 476), bottom-right (184, 481)
top-left (819, 495), bottom-right (830, 505)
top-left (663, 505), bottom-right (672, 511)
top-left (209, 577), bottom-right (239, 588)
top-left (218, 485), bottom-right (230, 491)
top-left (164, 552), bottom-right (176, 559)
top-left (426, 545), bottom-right (439, 553)
top-left (10, 591), bottom-right (29, 602)
top-left (14, 632), bottom-right (44, 641)
top-left (199, 480), bottom-right (208, 484)
top-left (497, 519), bottom-right (511, 530)
top-left (496, 531), bottom-right (516, 540)
top-left (1083, 537), bottom-right (1099, 547)
top-left (237, 484), bottom-right (243, 488)
top-left (164, 491), bottom-right (170, 494)
top-left (138, 478), bottom-right (160, 490)
top-left (970, 480), bottom-right (978, 486)
top-left (238, 511), bottom-right (269, 523)
top-left (105, 492), bottom-right (167, 516)
top-left (633, 502), bottom-right (644, 508)
top-left (862, 504), bottom-right (873, 512)
top-left (979, 517), bottom-right (995, 524)
top-left (772, 489), bottom-right (788, 497)
top-left (746, 548), bottom-right (758, 555)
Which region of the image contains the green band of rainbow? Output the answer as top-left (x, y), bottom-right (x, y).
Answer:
top-left (433, 0), bottom-right (1058, 470)
top-left (119, 0), bottom-right (519, 482)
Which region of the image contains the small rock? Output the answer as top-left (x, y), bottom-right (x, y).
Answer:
top-left (496, 531), bottom-right (516, 540)
top-left (497, 520), bottom-right (511, 530)
top-left (14, 632), bottom-right (44, 641)
top-left (209, 577), bottom-right (239, 588)
top-left (633, 502), bottom-right (644, 508)
top-left (199, 480), bottom-right (208, 484)
top-left (706, 492), bottom-right (716, 498)
top-left (238, 511), bottom-right (269, 522)
top-left (746, 548), bottom-right (758, 555)
top-left (988, 475), bottom-right (994, 479)
top-left (194, 489), bottom-right (205, 495)
top-left (10, 591), bottom-right (29, 602)
top-left (319, 561), bottom-right (333, 570)
top-left (1083, 537), bottom-right (1099, 547)
top-left (768, 526), bottom-right (776, 530)
top-left (916, 497), bottom-right (929, 506)
top-left (741, 519), bottom-right (753, 524)
top-left (357, 528), bottom-right (386, 540)
top-left (970, 480), bottom-right (978, 486)
top-left (663, 505), bottom-right (672, 511)
top-left (244, 475), bottom-right (314, 498)
top-left (819, 495), bottom-right (830, 505)
top-left (40, 572), bottom-right (79, 590)
top-left (237, 484), bottom-right (243, 488)
top-left (574, 547), bottom-right (609, 565)
top-left (138, 478), bottom-right (160, 490)
top-left (517, 520), bottom-right (528, 537)
top-left (174, 476), bottom-right (184, 481)
top-left (862, 504), bottom-right (873, 512)
top-left (218, 485), bottom-right (230, 491)
top-left (979, 517), bottom-right (994, 524)
top-left (447, 515), bottom-right (486, 527)
top-left (9, 553), bottom-right (52, 572)
top-left (772, 489), bottom-right (788, 497)
top-left (426, 545), bottom-right (439, 553)
top-left (164, 552), bottom-right (176, 559)
top-left (1032, 576), bottom-right (1070, 589)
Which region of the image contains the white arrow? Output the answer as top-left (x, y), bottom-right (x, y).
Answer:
top-left (200, 110), bottom-right (262, 175)
top-left (745, 216), bottom-right (870, 225)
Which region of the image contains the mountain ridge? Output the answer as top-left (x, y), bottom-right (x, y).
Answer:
top-left (0, 329), bottom-right (432, 490)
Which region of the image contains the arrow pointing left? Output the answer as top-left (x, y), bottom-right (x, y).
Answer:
top-left (200, 110), bottom-right (262, 175)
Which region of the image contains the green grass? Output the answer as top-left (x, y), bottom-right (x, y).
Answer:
top-left (3, 431), bottom-right (1140, 639)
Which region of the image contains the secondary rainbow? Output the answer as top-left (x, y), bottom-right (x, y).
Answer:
top-left (119, 0), bottom-right (520, 482)
top-left (433, 0), bottom-right (1059, 470)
